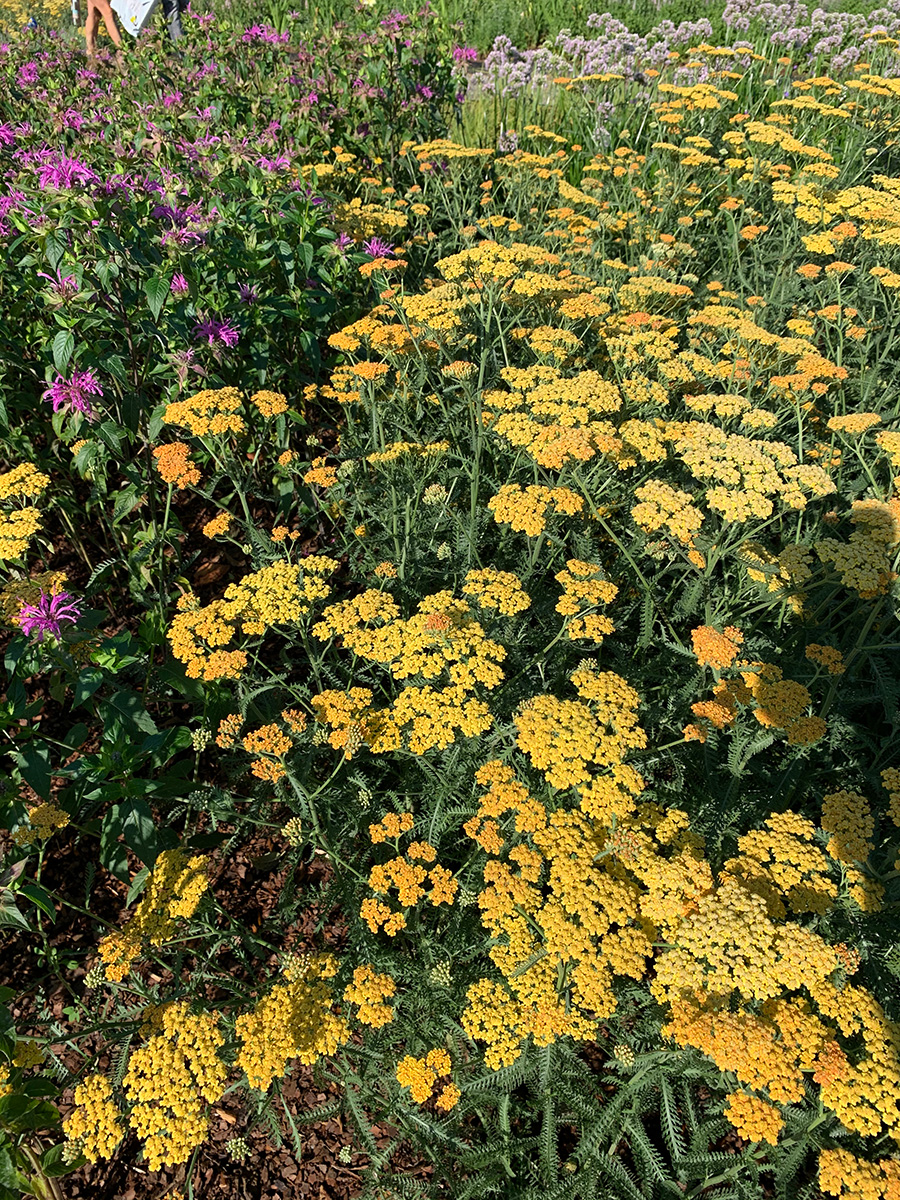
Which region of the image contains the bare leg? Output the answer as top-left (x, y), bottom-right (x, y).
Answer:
top-left (95, 0), bottom-right (123, 48)
top-left (85, 2), bottom-right (99, 56)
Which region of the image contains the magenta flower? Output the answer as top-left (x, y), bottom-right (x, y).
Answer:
top-left (34, 151), bottom-right (97, 191)
top-left (37, 267), bottom-right (79, 300)
top-left (193, 316), bottom-right (239, 348)
top-left (171, 273), bottom-right (189, 297)
top-left (362, 236), bottom-right (393, 257)
top-left (42, 369), bottom-right (102, 419)
top-left (453, 45), bottom-right (478, 62)
top-left (18, 590), bottom-right (82, 642)
top-left (17, 62), bottom-right (39, 87)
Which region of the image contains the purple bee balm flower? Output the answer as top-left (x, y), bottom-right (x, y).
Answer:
top-left (238, 283), bottom-right (258, 304)
top-left (35, 151), bottom-right (97, 191)
top-left (453, 45), bottom-right (478, 62)
top-left (193, 316), bottom-right (240, 348)
top-left (18, 590), bottom-right (82, 642)
top-left (42, 369), bottom-right (102, 419)
top-left (17, 61), bottom-right (39, 87)
top-left (362, 236), bottom-right (393, 257)
top-left (171, 273), bottom-right (189, 296)
top-left (37, 267), bottom-right (79, 300)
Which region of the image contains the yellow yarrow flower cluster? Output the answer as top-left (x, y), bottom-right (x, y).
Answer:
top-left (343, 965), bottom-right (396, 1028)
top-left (168, 557), bottom-right (337, 680)
top-left (555, 560), bottom-right (618, 642)
top-left (312, 589), bottom-right (509, 754)
top-left (724, 811), bottom-right (837, 918)
top-left (0, 508), bottom-right (42, 560)
top-left (0, 463), bottom-right (50, 501)
top-left (819, 1148), bottom-right (900, 1200)
top-left (631, 481), bottom-right (703, 545)
top-left (396, 1048), bottom-right (459, 1110)
top-left (98, 849), bottom-right (209, 981)
top-left (163, 387), bottom-right (246, 436)
top-left (123, 1001), bottom-right (226, 1171)
top-left (462, 568), bottom-right (531, 616)
top-left (515, 666), bottom-right (645, 790)
top-left (63, 1074), bottom-right (123, 1162)
top-left (817, 498), bottom-right (900, 598)
top-left (488, 483), bottom-right (584, 536)
top-left (236, 953), bottom-right (349, 1090)
top-left (724, 1092), bottom-right (784, 1144)
top-left (362, 845), bottom-right (457, 935)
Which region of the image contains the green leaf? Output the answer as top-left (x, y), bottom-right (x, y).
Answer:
top-left (0, 1142), bottom-right (29, 1193)
top-left (111, 484), bottom-right (143, 524)
top-left (42, 1141), bottom-right (84, 1177)
top-left (123, 800), bottom-right (159, 860)
top-left (126, 865), bottom-right (150, 906)
top-left (14, 744), bottom-right (52, 800)
top-left (18, 884), bottom-right (56, 924)
top-left (0, 1094), bottom-right (60, 1132)
top-left (73, 668), bottom-right (104, 707)
top-left (51, 329), bottom-right (75, 375)
top-left (144, 274), bottom-right (170, 320)
top-left (101, 691), bottom-right (158, 736)
top-left (44, 231), bottom-right (66, 270)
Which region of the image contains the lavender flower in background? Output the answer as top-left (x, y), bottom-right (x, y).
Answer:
top-left (171, 273), bottom-right (189, 297)
top-left (18, 590), bottom-right (82, 642)
top-left (194, 316), bottom-right (240, 347)
top-left (42, 369), bottom-right (102, 419)
top-left (362, 236), bottom-right (393, 257)
top-left (497, 127), bottom-right (518, 153)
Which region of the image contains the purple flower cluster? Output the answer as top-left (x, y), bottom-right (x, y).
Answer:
top-left (242, 24), bottom-right (289, 44)
top-left (723, 0), bottom-right (900, 73)
top-left (193, 316), bottom-right (240, 348)
top-left (18, 590), bottom-right (82, 643)
top-left (42, 369), bottom-right (102, 420)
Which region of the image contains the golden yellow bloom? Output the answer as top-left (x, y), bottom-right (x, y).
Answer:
top-left (343, 964), bottom-right (396, 1028)
top-left (724, 1093), bottom-right (783, 1144)
top-left (202, 511), bottom-right (231, 538)
top-left (691, 625), bottom-right (743, 671)
top-left (0, 508), bottom-right (42, 560)
top-left (0, 463), bottom-right (50, 501)
top-left (250, 390), bottom-right (288, 417)
top-left (164, 387), bottom-right (246, 437)
top-left (63, 1075), bottom-right (123, 1162)
top-left (153, 443), bottom-right (201, 489)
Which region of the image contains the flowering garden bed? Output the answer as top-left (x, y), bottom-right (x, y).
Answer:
top-left (2, 3), bottom-right (900, 1199)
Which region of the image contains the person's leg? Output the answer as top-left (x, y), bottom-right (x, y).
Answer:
top-left (160, 0), bottom-right (183, 40)
top-left (85, 1), bottom-right (99, 56)
top-left (95, 0), bottom-right (123, 47)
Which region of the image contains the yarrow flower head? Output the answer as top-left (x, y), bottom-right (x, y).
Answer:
top-left (42, 369), bottom-right (102, 420)
top-left (18, 590), bottom-right (82, 642)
